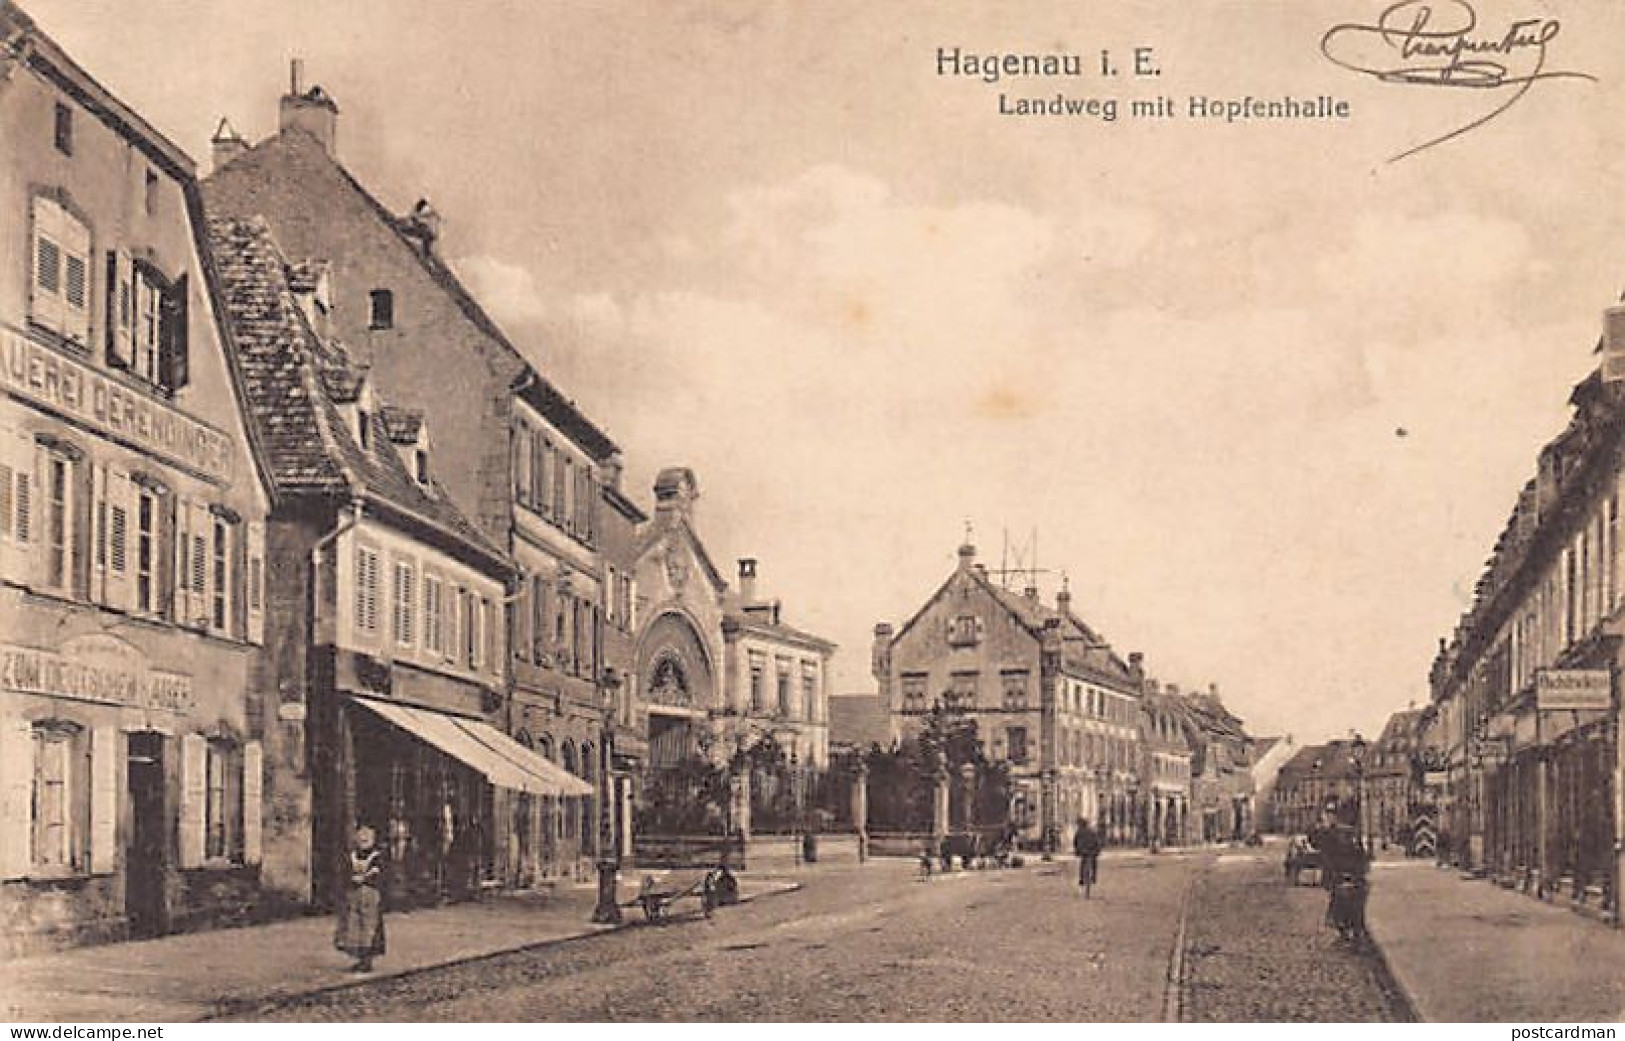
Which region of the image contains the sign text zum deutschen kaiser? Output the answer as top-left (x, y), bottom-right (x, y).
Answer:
top-left (935, 46), bottom-right (1351, 123)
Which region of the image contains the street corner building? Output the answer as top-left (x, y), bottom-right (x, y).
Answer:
top-left (1423, 303), bottom-right (1625, 922)
top-left (871, 541), bottom-right (1156, 851)
top-left (0, 6), bottom-right (275, 956)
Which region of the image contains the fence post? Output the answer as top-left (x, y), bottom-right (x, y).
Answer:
top-left (853, 759), bottom-right (870, 863)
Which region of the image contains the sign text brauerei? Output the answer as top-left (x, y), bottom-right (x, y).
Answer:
top-left (1, 328), bottom-right (233, 482)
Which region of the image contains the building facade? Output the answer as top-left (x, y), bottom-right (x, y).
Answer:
top-left (207, 216), bottom-right (589, 912)
top-left (1425, 311), bottom-right (1625, 919)
top-left (1178, 689), bottom-right (1256, 843)
top-left (0, 8), bottom-right (273, 955)
top-left (203, 71), bottom-right (629, 876)
top-left (873, 542), bottom-right (1146, 850)
top-left (629, 468), bottom-right (835, 836)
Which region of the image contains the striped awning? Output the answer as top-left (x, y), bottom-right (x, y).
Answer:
top-left (350, 696), bottom-right (593, 798)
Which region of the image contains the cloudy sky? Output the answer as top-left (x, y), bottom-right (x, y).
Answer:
top-left (30, 0), bottom-right (1625, 742)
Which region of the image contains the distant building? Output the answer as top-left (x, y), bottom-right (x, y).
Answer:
top-left (1367, 707), bottom-right (1426, 847)
top-left (1177, 688), bottom-right (1257, 842)
top-left (1271, 740), bottom-right (1365, 835)
top-left (1140, 689), bottom-right (1194, 846)
top-left (873, 542), bottom-right (1146, 849)
top-left (1249, 735), bottom-right (1298, 833)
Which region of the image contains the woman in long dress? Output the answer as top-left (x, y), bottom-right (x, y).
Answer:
top-left (335, 825), bottom-right (387, 972)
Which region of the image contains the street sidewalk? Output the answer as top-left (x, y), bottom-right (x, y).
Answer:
top-left (1366, 858), bottom-right (1625, 1022)
top-left (0, 869), bottom-right (807, 1023)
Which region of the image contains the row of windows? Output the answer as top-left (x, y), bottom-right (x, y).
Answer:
top-left (1, 720), bottom-right (260, 882)
top-left (1506, 494), bottom-right (1620, 696)
top-left (898, 671), bottom-right (1026, 713)
top-left (511, 422), bottom-right (598, 546)
top-left (353, 544), bottom-right (496, 676)
top-left (1059, 728), bottom-right (1139, 772)
top-left (747, 654), bottom-right (823, 720)
top-left (29, 196), bottom-right (191, 394)
top-left (514, 569), bottom-right (604, 683)
top-left (0, 434), bottom-right (262, 640)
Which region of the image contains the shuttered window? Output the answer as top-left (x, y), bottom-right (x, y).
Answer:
top-left (393, 559), bottom-right (415, 647)
top-left (354, 545), bottom-right (380, 634)
top-left (204, 739), bottom-right (242, 862)
top-left (30, 196), bottom-right (91, 347)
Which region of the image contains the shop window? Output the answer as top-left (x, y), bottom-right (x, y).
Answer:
top-left (31, 721), bottom-right (87, 874)
top-left (204, 739), bottom-right (243, 862)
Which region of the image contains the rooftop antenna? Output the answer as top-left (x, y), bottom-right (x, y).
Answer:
top-left (988, 525), bottom-right (1054, 590)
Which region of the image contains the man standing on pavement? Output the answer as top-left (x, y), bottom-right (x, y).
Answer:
top-left (1073, 817), bottom-right (1103, 897)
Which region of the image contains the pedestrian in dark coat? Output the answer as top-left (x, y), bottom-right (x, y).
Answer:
top-left (335, 825), bottom-right (387, 972)
top-left (1073, 817), bottom-right (1103, 892)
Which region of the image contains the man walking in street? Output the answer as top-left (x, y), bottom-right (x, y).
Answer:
top-left (1073, 817), bottom-right (1103, 898)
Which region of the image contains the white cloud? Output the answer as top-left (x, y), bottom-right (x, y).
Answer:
top-left (454, 254), bottom-right (551, 326)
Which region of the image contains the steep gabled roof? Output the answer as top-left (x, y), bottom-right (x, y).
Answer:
top-left (204, 128), bottom-right (617, 461)
top-left (207, 215), bottom-right (509, 574)
top-left (635, 514), bottom-right (729, 594)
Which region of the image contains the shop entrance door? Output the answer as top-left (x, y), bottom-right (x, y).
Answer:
top-left (125, 732), bottom-right (167, 938)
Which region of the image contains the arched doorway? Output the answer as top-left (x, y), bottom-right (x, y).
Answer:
top-left (636, 611), bottom-right (716, 769)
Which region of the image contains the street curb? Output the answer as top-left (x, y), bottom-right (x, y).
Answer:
top-left (1363, 918), bottom-right (1425, 1023)
top-left (202, 880), bottom-right (804, 1021)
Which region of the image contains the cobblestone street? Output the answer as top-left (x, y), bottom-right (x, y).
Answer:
top-left (1178, 852), bottom-right (1413, 1023)
top-left (219, 850), bottom-right (1415, 1022)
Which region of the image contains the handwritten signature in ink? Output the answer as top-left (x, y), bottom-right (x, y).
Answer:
top-left (1321, 0), bottom-right (1595, 161)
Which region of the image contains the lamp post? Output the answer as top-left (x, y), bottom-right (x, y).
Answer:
top-left (1350, 733), bottom-right (1368, 853)
top-left (590, 668), bottom-right (623, 925)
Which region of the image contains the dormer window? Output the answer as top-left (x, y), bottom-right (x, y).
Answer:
top-left (415, 449), bottom-right (428, 484)
top-left (369, 289), bottom-right (394, 330)
top-left (357, 408), bottom-right (371, 450)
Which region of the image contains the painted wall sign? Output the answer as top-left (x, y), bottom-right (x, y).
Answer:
top-left (0, 635), bottom-right (194, 714)
top-left (1, 328), bottom-right (233, 482)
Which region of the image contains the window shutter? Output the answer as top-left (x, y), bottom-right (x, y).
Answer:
top-left (106, 469), bottom-right (133, 611)
top-left (30, 197), bottom-right (64, 336)
top-left (175, 497), bottom-right (191, 623)
top-left (2, 434), bottom-right (35, 587)
top-left (160, 273), bottom-right (190, 391)
top-left (246, 521), bottom-right (265, 644)
top-left (242, 741), bottom-right (263, 865)
top-left (179, 733), bottom-right (205, 869)
top-left (90, 725), bottom-right (118, 875)
top-left (106, 250), bottom-right (133, 368)
top-left (0, 717), bottom-right (32, 880)
top-left (60, 210), bottom-right (91, 347)
top-left (89, 462), bottom-right (107, 604)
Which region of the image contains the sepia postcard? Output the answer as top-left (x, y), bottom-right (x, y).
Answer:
top-left (1, 0), bottom-right (1623, 1027)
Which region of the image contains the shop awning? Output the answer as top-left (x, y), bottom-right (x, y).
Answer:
top-left (351, 696), bottom-right (594, 798)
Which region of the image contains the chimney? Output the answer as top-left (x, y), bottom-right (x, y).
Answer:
top-left (602, 453), bottom-right (624, 492)
top-left (738, 558), bottom-right (759, 604)
top-left (279, 59), bottom-right (339, 156)
top-left (1023, 584), bottom-right (1039, 602)
top-left (872, 623), bottom-right (894, 690)
top-left (957, 542), bottom-right (976, 572)
top-left (210, 117), bottom-right (248, 173)
top-left (1055, 586), bottom-right (1071, 616)
top-left (1128, 652), bottom-right (1145, 685)
top-left (1208, 682), bottom-right (1220, 700)
top-left (1604, 305), bottom-right (1625, 382)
